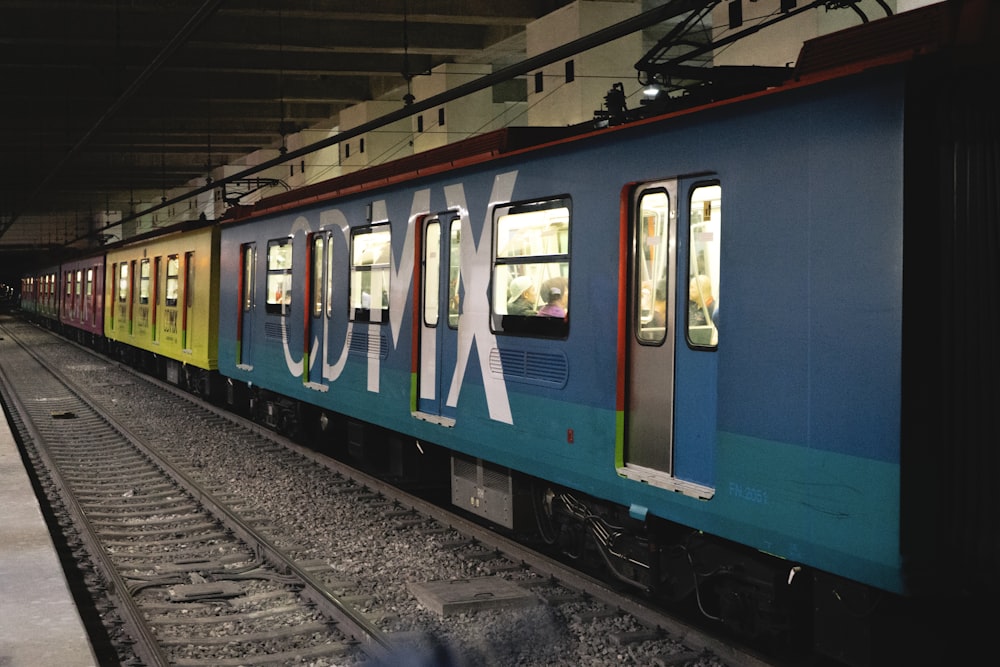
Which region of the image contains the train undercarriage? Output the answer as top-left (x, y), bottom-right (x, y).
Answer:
top-left (230, 382), bottom-right (902, 665)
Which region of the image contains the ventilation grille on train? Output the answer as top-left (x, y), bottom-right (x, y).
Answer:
top-left (348, 328), bottom-right (388, 359)
top-left (264, 321), bottom-right (289, 342)
top-left (489, 348), bottom-right (568, 388)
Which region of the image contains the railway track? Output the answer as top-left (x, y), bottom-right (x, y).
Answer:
top-left (0, 317), bottom-right (776, 667)
top-left (0, 321), bottom-right (388, 666)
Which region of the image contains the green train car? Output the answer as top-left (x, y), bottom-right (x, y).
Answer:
top-left (104, 222), bottom-right (221, 394)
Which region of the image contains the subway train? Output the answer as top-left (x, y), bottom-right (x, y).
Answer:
top-left (18, 3), bottom-right (999, 664)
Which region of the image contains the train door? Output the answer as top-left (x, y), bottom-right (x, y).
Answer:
top-left (85, 269), bottom-right (94, 326)
top-left (416, 212), bottom-right (461, 422)
top-left (151, 258), bottom-right (160, 343)
top-left (165, 254), bottom-right (180, 341)
top-left (304, 232), bottom-right (331, 385)
top-left (129, 260), bottom-right (138, 336)
top-left (236, 243), bottom-right (256, 368)
top-left (138, 259), bottom-right (151, 335)
top-left (116, 262), bottom-right (130, 336)
top-left (624, 178), bottom-right (720, 494)
top-left (63, 270), bottom-right (72, 323)
top-left (183, 251), bottom-right (194, 351)
top-left (74, 270), bottom-right (83, 324)
top-left (109, 263), bottom-right (116, 331)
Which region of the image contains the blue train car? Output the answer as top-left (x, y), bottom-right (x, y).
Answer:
top-left (223, 77), bottom-right (893, 577)
top-left (214, 4), bottom-right (995, 664)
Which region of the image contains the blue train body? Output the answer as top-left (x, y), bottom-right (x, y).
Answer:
top-left (218, 65), bottom-right (906, 593)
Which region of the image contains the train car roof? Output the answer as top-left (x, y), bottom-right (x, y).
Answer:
top-left (215, 0), bottom-right (994, 226)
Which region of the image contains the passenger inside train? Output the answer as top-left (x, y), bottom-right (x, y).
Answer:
top-left (506, 276), bottom-right (538, 315)
top-left (688, 273), bottom-right (718, 346)
top-left (537, 276), bottom-right (568, 318)
top-left (689, 274), bottom-right (717, 325)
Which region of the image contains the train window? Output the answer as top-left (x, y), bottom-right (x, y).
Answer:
top-left (266, 239), bottom-right (293, 315)
top-left (311, 235), bottom-right (324, 317)
top-left (139, 259), bottom-right (150, 305)
top-left (636, 190), bottom-right (671, 345)
top-left (118, 263), bottom-right (129, 303)
top-left (75, 270), bottom-right (83, 296)
top-left (423, 221), bottom-right (441, 327)
top-left (686, 184), bottom-right (721, 349)
top-left (350, 224), bottom-right (391, 323)
top-left (165, 255), bottom-right (180, 307)
top-left (448, 219), bottom-right (461, 328)
top-left (85, 269), bottom-right (93, 298)
top-left (65, 272), bottom-right (72, 297)
top-left (491, 198), bottom-right (570, 338)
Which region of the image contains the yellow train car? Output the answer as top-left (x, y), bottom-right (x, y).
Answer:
top-left (104, 223), bottom-right (220, 393)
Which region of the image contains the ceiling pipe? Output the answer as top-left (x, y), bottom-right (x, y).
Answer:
top-left (85, 0), bottom-right (713, 240)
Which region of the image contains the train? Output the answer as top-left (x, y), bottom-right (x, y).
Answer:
top-left (17, 3), bottom-right (999, 664)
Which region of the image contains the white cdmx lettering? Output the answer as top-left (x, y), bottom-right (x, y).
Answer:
top-left (279, 215), bottom-right (313, 377)
top-left (444, 173), bottom-right (517, 424)
top-left (288, 196), bottom-right (426, 389)
top-left (284, 171), bottom-right (519, 425)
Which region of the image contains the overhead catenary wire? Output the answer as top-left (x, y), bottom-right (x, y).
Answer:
top-left (78, 0), bottom-right (715, 242)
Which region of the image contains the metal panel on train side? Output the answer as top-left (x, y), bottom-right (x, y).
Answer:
top-left (218, 66), bottom-right (908, 594)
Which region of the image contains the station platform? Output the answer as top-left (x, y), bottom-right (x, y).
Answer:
top-left (0, 407), bottom-right (99, 666)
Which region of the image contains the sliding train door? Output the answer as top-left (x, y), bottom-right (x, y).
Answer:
top-left (626, 182), bottom-right (678, 477)
top-left (236, 243), bottom-right (256, 368)
top-left (304, 231), bottom-right (332, 387)
top-left (416, 212), bottom-right (462, 423)
top-left (624, 178), bottom-right (720, 495)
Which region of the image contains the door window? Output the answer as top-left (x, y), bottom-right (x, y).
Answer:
top-left (635, 190), bottom-right (671, 345)
top-left (686, 184), bottom-right (721, 348)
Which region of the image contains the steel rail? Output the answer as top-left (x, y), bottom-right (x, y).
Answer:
top-left (0, 325), bottom-right (173, 667)
top-left (0, 321), bottom-right (395, 665)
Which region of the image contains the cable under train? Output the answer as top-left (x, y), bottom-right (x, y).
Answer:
top-left (18, 3), bottom-right (999, 664)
